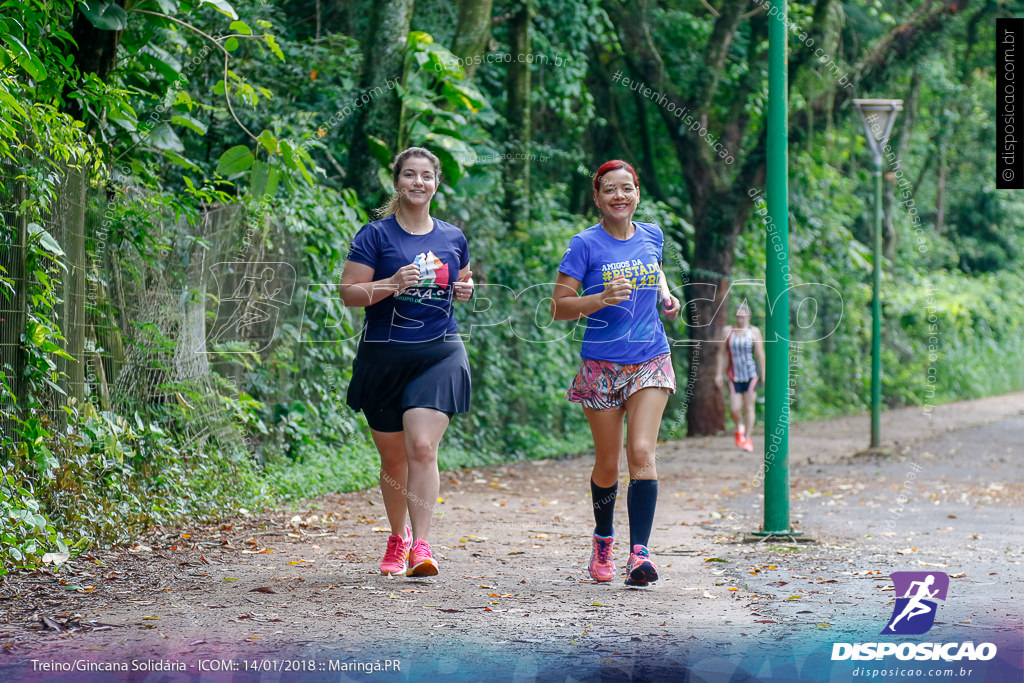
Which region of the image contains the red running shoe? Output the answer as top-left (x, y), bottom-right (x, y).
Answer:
top-left (406, 539), bottom-right (438, 577)
top-left (379, 525), bottom-right (412, 576)
top-left (588, 534), bottom-right (615, 582)
top-left (625, 544), bottom-right (659, 587)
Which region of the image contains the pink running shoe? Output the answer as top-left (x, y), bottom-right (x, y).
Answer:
top-left (588, 534), bottom-right (615, 582)
top-left (406, 539), bottom-right (438, 577)
top-left (379, 525), bottom-right (412, 576)
top-left (741, 436), bottom-right (754, 452)
top-left (625, 544), bottom-right (659, 587)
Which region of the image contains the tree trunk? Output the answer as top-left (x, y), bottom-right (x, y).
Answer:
top-left (685, 188), bottom-right (747, 435)
top-left (504, 0), bottom-right (532, 235)
top-left (65, 0), bottom-right (125, 124)
top-left (884, 70), bottom-right (921, 259)
top-left (452, 0), bottom-right (493, 81)
top-left (347, 0), bottom-right (414, 207)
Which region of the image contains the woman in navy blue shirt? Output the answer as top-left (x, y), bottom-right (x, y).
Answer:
top-left (551, 160), bottom-right (680, 587)
top-left (340, 147), bottom-right (474, 577)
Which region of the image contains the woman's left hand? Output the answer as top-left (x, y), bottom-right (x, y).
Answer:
top-left (454, 270), bottom-right (474, 302)
top-left (661, 292), bottom-right (681, 320)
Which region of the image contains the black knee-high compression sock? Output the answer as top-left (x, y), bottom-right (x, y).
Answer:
top-left (591, 480), bottom-right (617, 538)
top-left (627, 479), bottom-right (659, 549)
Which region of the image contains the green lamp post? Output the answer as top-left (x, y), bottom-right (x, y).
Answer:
top-left (852, 99), bottom-right (903, 449)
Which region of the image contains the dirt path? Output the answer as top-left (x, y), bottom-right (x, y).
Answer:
top-left (2, 394), bottom-right (1023, 682)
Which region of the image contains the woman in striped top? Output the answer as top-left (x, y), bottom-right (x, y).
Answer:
top-left (715, 303), bottom-right (766, 451)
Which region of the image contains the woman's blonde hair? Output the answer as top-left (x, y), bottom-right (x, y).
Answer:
top-left (375, 147), bottom-right (442, 218)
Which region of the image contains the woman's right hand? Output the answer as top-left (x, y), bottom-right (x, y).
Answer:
top-left (601, 276), bottom-right (633, 306)
top-left (390, 263), bottom-right (422, 293)
top-left (714, 375), bottom-right (723, 389)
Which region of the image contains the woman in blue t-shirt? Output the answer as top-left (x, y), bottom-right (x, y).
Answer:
top-left (339, 147), bottom-right (474, 578)
top-left (551, 160), bottom-right (681, 587)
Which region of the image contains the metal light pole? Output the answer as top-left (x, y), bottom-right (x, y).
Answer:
top-left (762, 0), bottom-right (791, 536)
top-left (852, 99), bottom-right (903, 449)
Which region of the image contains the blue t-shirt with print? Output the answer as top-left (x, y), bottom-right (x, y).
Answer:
top-left (347, 214), bottom-right (469, 343)
top-left (558, 221), bottom-right (670, 364)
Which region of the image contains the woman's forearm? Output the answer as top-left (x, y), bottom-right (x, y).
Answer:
top-left (339, 278), bottom-right (400, 307)
top-left (551, 292), bottom-right (611, 321)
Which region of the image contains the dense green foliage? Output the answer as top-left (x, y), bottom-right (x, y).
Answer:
top-left (2, 0), bottom-right (1023, 575)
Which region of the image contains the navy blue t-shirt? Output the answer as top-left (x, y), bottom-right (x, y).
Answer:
top-left (558, 221), bottom-right (670, 364)
top-left (346, 214), bottom-right (470, 343)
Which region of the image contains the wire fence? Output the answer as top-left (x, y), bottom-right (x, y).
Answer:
top-left (0, 157), bottom-right (299, 457)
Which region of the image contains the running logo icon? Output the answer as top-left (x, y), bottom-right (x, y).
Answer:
top-left (881, 571), bottom-right (949, 635)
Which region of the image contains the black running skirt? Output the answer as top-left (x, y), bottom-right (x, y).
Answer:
top-left (346, 337), bottom-right (471, 432)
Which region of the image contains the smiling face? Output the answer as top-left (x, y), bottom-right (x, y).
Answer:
top-left (395, 155), bottom-right (439, 209)
top-left (594, 168), bottom-right (640, 222)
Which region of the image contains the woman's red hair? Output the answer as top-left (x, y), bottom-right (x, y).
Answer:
top-left (593, 160), bottom-right (640, 193)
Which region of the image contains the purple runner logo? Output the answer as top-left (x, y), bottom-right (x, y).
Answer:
top-left (881, 571), bottom-right (949, 635)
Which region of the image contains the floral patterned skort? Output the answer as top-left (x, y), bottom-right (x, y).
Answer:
top-left (566, 353), bottom-right (676, 411)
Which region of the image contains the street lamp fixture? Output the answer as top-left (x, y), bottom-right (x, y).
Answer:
top-left (853, 99), bottom-right (904, 164)
top-left (852, 98), bottom-right (903, 449)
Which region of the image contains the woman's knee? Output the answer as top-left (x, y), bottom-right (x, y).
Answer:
top-left (627, 435), bottom-right (657, 459)
top-left (406, 437), bottom-right (439, 466)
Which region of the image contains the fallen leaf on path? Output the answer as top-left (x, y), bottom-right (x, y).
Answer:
top-left (40, 616), bottom-right (64, 631)
top-left (42, 552), bottom-right (70, 566)
top-left (250, 587), bottom-right (277, 594)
